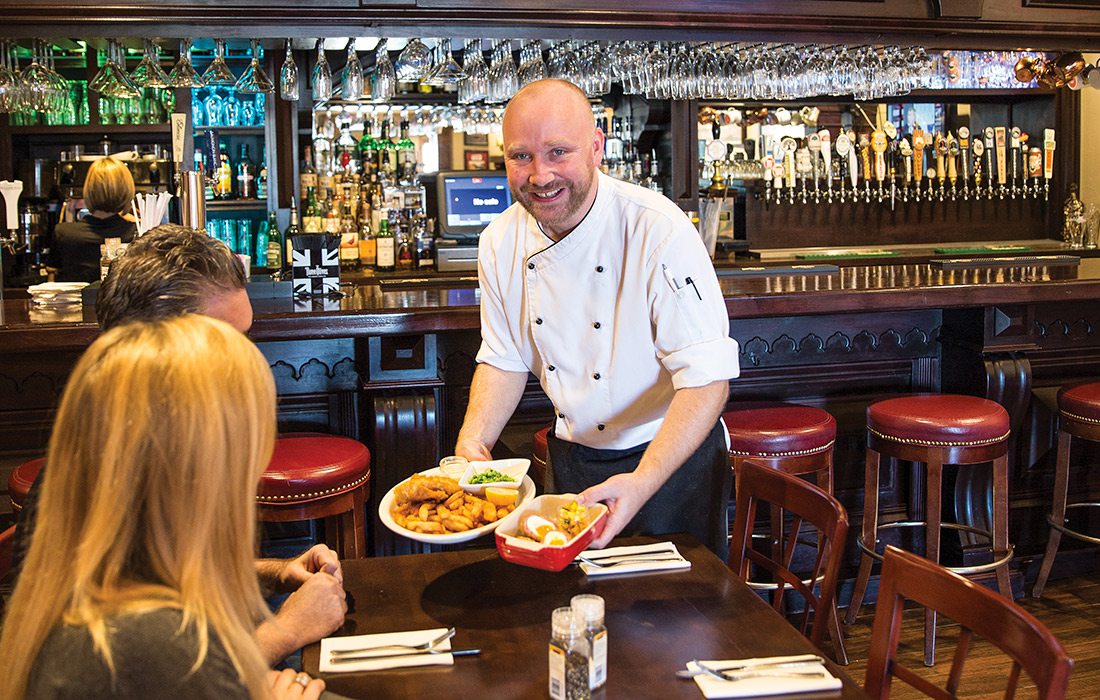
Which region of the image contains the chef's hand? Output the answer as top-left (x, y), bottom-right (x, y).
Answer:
top-left (454, 437), bottom-right (493, 462)
top-left (280, 544), bottom-right (343, 588)
top-left (577, 473), bottom-right (655, 549)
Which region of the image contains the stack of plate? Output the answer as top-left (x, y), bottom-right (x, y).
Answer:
top-left (27, 282), bottom-right (89, 309)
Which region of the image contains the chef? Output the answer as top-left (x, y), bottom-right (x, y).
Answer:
top-left (454, 79), bottom-right (740, 555)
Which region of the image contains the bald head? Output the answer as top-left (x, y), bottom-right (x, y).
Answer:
top-left (501, 79), bottom-right (604, 240)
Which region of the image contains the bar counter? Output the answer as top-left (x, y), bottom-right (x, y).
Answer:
top-left (4, 255), bottom-right (1100, 568)
top-left (4, 256), bottom-right (1100, 350)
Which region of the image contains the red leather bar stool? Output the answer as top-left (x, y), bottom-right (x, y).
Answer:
top-left (532, 426), bottom-right (551, 491)
top-left (257, 434), bottom-right (371, 559)
top-left (1033, 381), bottom-right (1100, 598)
top-left (722, 401), bottom-right (846, 664)
top-left (844, 394), bottom-right (1013, 666)
top-left (7, 457), bottom-right (44, 512)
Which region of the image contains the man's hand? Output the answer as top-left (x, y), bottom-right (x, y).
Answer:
top-left (454, 436), bottom-right (493, 462)
top-left (256, 571), bottom-right (347, 665)
top-left (255, 545), bottom-right (342, 594)
top-left (578, 472), bottom-right (660, 549)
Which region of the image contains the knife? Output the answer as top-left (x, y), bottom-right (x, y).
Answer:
top-left (329, 648), bottom-right (481, 664)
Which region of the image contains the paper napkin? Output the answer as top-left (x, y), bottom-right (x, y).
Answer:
top-left (688, 656), bottom-right (842, 699)
top-left (319, 628), bottom-right (454, 673)
top-left (578, 541), bottom-right (692, 577)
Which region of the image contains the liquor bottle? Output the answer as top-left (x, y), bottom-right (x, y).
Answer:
top-left (197, 148), bottom-right (215, 200)
top-left (416, 218), bottom-right (435, 270)
top-left (358, 117), bottom-right (377, 177)
top-left (397, 226), bottom-right (416, 271)
top-left (257, 145), bottom-right (268, 201)
top-left (302, 186), bottom-right (323, 233)
top-left (338, 200), bottom-right (360, 269)
top-left (265, 211), bottom-right (283, 272)
top-left (255, 213), bottom-right (269, 263)
top-left (215, 141), bottom-right (235, 199)
top-left (396, 120), bottom-right (416, 184)
top-left (358, 200), bottom-right (376, 268)
top-left (375, 217), bottom-right (395, 272)
top-left (236, 143), bottom-right (257, 199)
top-left (323, 191), bottom-right (342, 235)
top-left (336, 121), bottom-right (358, 177)
top-left (299, 145), bottom-right (317, 206)
top-left (604, 117), bottom-right (624, 169)
top-left (284, 200), bottom-right (301, 266)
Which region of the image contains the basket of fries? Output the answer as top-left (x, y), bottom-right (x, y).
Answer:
top-left (379, 468), bottom-right (535, 545)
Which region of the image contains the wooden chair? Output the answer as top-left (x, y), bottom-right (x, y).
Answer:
top-left (865, 546), bottom-right (1073, 700)
top-left (728, 459), bottom-right (848, 663)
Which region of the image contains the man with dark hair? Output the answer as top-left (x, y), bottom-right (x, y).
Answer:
top-left (97, 223), bottom-right (252, 332)
top-left (14, 224), bottom-right (346, 667)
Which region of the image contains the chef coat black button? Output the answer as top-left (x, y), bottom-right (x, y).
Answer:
top-left (597, 423), bottom-right (606, 431)
top-left (548, 365), bottom-right (556, 372)
top-left (558, 412), bottom-right (565, 418)
top-left (536, 318), bottom-right (543, 325)
top-left (596, 265), bottom-right (604, 273)
top-left (593, 373), bottom-right (601, 380)
top-left (593, 321), bottom-right (601, 329)
top-left (528, 262), bottom-right (535, 270)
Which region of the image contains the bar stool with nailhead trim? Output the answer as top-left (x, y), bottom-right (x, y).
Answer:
top-left (723, 401), bottom-right (847, 665)
top-left (7, 457), bottom-right (44, 513)
top-left (844, 393), bottom-right (1013, 667)
top-left (1033, 381), bottom-right (1100, 598)
top-left (256, 433), bottom-right (372, 559)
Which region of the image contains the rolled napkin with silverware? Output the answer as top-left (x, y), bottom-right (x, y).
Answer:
top-left (576, 541), bottom-right (691, 577)
top-left (320, 627), bottom-right (478, 673)
top-left (680, 655), bottom-right (842, 698)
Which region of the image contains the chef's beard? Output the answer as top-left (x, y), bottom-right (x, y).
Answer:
top-left (511, 168), bottom-right (596, 236)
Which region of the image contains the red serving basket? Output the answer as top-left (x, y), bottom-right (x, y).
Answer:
top-left (495, 494), bottom-right (608, 572)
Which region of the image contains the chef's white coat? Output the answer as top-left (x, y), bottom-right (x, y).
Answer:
top-left (476, 171), bottom-right (740, 450)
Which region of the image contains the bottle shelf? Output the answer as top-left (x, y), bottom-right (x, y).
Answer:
top-left (194, 126), bottom-right (265, 134)
top-left (206, 199), bottom-right (269, 211)
top-left (8, 124), bottom-right (171, 135)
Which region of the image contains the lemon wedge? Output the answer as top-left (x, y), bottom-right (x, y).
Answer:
top-left (484, 486), bottom-right (519, 507)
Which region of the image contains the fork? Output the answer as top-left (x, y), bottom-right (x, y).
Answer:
top-left (686, 659), bottom-right (828, 682)
top-left (329, 627), bottom-right (456, 657)
top-left (577, 554), bottom-right (686, 568)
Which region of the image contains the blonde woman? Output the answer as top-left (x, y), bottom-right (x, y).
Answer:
top-left (0, 316), bottom-right (328, 699)
top-left (52, 156), bottom-right (137, 282)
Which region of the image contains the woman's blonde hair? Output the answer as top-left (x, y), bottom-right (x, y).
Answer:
top-left (0, 315), bottom-right (276, 699)
top-left (83, 156), bottom-right (135, 214)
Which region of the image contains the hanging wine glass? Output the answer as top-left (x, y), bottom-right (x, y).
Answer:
top-left (423, 38), bottom-right (465, 87)
top-left (235, 39), bottom-right (274, 94)
top-left (343, 39), bottom-right (364, 99)
top-left (130, 39), bottom-right (171, 89)
top-left (279, 39), bottom-right (299, 101)
top-left (0, 41), bottom-right (15, 113)
top-left (202, 38), bottom-right (237, 86)
top-left (517, 40), bottom-right (546, 87)
top-left (371, 39), bottom-right (395, 103)
top-left (312, 39), bottom-right (332, 102)
top-left (168, 39), bottom-right (205, 88)
top-left (395, 37), bottom-right (431, 81)
top-left (458, 39), bottom-right (488, 104)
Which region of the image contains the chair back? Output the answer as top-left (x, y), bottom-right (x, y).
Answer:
top-left (865, 545), bottom-right (1073, 700)
top-left (728, 459), bottom-right (848, 652)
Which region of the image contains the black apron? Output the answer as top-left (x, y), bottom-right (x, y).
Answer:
top-left (548, 421), bottom-right (731, 561)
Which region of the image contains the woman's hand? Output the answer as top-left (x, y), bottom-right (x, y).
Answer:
top-left (268, 669), bottom-right (325, 700)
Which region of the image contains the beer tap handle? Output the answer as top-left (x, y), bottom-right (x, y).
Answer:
top-left (819, 129), bottom-right (833, 204)
top-left (1043, 128), bottom-right (1056, 202)
top-left (807, 133), bottom-right (822, 204)
top-left (995, 126), bottom-right (1007, 200)
top-left (934, 132), bottom-right (947, 202)
top-left (900, 137), bottom-right (912, 204)
top-left (958, 126), bottom-right (971, 201)
top-left (1009, 127), bottom-right (1021, 198)
top-left (912, 128), bottom-right (926, 203)
top-left (983, 127), bottom-right (995, 199)
top-left (972, 138), bottom-right (985, 197)
top-left (835, 132), bottom-right (852, 205)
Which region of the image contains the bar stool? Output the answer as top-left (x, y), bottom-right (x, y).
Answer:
top-left (532, 426), bottom-right (550, 491)
top-left (257, 434), bottom-right (372, 559)
top-left (7, 457), bottom-right (44, 512)
top-left (723, 401), bottom-right (846, 664)
top-left (845, 394), bottom-right (1013, 666)
top-left (1033, 381), bottom-right (1100, 598)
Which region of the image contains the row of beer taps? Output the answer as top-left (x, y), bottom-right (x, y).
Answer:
top-left (760, 124), bottom-right (1056, 208)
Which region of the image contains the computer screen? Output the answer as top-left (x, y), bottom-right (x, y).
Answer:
top-left (436, 171), bottom-right (513, 240)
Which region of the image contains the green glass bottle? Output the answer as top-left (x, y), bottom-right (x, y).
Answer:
top-left (264, 211), bottom-right (283, 272)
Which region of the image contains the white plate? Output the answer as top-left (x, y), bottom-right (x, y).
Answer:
top-left (458, 458), bottom-right (531, 496)
top-left (379, 467), bottom-right (535, 545)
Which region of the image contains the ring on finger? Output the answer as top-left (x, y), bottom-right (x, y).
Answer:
top-left (294, 672), bottom-right (311, 688)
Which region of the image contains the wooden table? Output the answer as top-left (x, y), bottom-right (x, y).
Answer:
top-left (304, 535), bottom-right (869, 699)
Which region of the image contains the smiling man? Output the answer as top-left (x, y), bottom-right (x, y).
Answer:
top-left (455, 79), bottom-right (740, 555)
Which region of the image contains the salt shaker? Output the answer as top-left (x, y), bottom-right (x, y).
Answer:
top-left (549, 607), bottom-right (590, 700)
top-left (571, 594), bottom-right (607, 690)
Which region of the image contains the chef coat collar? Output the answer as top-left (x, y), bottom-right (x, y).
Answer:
top-left (525, 170), bottom-right (611, 262)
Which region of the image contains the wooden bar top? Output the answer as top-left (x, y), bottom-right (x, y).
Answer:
top-left (303, 534), bottom-right (869, 699)
top-left (3, 256), bottom-right (1100, 351)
